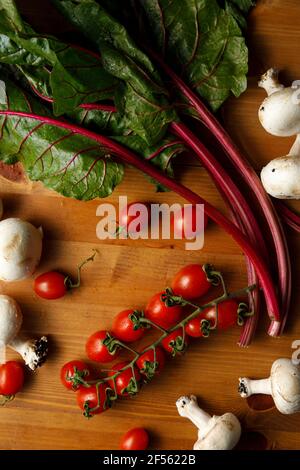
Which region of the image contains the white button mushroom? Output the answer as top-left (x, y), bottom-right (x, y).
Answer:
top-left (239, 358), bottom-right (300, 415)
top-left (258, 68), bottom-right (300, 137)
top-left (176, 395), bottom-right (241, 450)
top-left (0, 295), bottom-right (48, 370)
top-left (0, 218), bottom-right (43, 281)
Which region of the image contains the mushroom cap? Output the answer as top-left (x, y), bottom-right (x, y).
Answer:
top-left (261, 156), bottom-right (300, 199)
top-left (0, 295), bottom-right (23, 344)
top-left (0, 218), bottom-right (42, 281)
top-left (258, 88), bottom-right (300, 137)
top-left (271, 358), bottom-right (300, 414)
top-left (194, 413), bottom-right (241, 451)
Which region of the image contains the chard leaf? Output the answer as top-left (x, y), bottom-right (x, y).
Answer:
top-left (68, 106), bottom-right (185, 191)
top-left (0, 0), bottom-right (117, 115)
top-left (0, 78), bottom-right (123, 200)
top-left (53, 0), bottom-right (176, 145)
top-left (140, 0), bottom-right (249, 110)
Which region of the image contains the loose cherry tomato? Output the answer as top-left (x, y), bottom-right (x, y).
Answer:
top-left (77, 384), bottom-right (109, 416)
top-left (136, 346), bottom-right (166, 380)
top-left (60, 360), bottom-right (92, 391)
top-left (112, 309), bottom-right (145, 343)
top-left (34, 271), bottom-right (66, 300)
top-left (108, 361), bottom-right (141, 397)
top-left (185, 299), bottom-right (239, 337)
top-left (171, 264), bottom-right (211, 300)
top-left (171, 206), bottom-right (208, 239)
top-left (118, 202), bottom-right (150, 235)
top-left (86, 330), bottom-right (119, 363)
top-left (0, 361), bottom-right (24, 396)
top-left (145, 291), bottom-right (182, 329)
top-left (161, 328), bottom-right (189, 356)
top-left (120, 427), bottom-right (150, 450)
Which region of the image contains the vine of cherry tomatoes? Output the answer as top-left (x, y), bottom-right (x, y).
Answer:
top-left (61, 263), bottom-right (248, 420)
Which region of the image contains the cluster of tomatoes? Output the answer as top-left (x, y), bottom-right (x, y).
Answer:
top-left (60, 264), bottom-right (240, 422)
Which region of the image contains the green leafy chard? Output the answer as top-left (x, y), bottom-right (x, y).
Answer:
top-left (53, 0), bottom-right (177, 145)
top-left (139, 0), bottom-right (249, 110)
top-left (0, 78), bottom-right (123, 199)
top-left (0, 0), bottom-right (117, 115)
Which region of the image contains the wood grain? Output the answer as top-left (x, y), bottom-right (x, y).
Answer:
top-left (1, 0), bottom-right (300, 450)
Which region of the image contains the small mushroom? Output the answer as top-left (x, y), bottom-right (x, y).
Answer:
top-left (0, 295), bottom-right (48, 370)
top-left (239, 358), bottom-right (300, 415)
top-left (258, 68), bottom-right (300, 137)
top-left (176, 395), bottom-right (241, 450)
top-left (0, 218), bottom-right (43, 281)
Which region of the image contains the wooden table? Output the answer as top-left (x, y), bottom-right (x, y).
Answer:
top-left (0, 0), bottom-right (300, 450)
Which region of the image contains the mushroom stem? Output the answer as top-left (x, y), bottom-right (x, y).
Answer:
top-left (0, 340), bottom-right (6, 364)
top-left (239, 377), bottom-right (272, 398)
top-left (259, 68), bottom-right (284, 96)
top-left (185, 400), bottom-right (212, 431)
top-left (8, 334), bottom-right (48, 371)
top-left (289, 134), bottom-right (300, 157)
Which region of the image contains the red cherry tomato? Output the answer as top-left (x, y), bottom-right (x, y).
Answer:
top-left (34, 271), bottom-right (67, 299)
top-left (86, 330), bottom-right (119, 363)
top-left (203, 299), bottom-right (239, 330)
top-left (60, 360), bottom-right (92, 391)
top-left (171, 206), bottom-right (208, 239)
top-left (120, 427), bottom-right (150, 450)
top-left (185, 299), bottom-right (239, 337)
top-left (171, 264), bottom-right (211, 300)
top-left (108, 361), bottom-right (141, 397)
top-left (145, 291), bottom-right (182, 329)
top-left (112, 309), bottom-right (145, 343)
top-left (161, 328), bottom-right (189, 355)
top-left (0, 361), bottom-right (24, 396)
top-left (118, 202), bottom-right (150, 235)
top-left (136, 346), bottom-right (166, 380)
top-left (77, 384), bottom-right (109, 416)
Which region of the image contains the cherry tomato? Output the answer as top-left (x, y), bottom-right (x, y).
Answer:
top-left (0, 361), bottom-right (24, 396)
top-left (171, 264), bottom-right (211, 300)
top-left (86, 330), bottom-right (119, 363)
top-left (34, 271), bottom-right (67, 300)
top-left (185, 299), bottom-right (239, 337)
top-left (60, 360), bottom-right (92, 391)
top-left (77, 384), bottom-right (109, 416)
top-left (202, 299), bottom-right (239, 330)
top-left (161, 328), bottom-right (189, 356)
top-left (145, 291), bottom-right (182, 329)
top-left (136, 346), bottom-right (166, 380)
top-left (108, 361), bottom-right (141, 397)
top-left (112, 309), bottom-right (145, 343)
top-left (171, 206), bottom-right (208, 239)
top-left (120, 427), bottom-right (150, 450)
top-left (118, 202), bottom-right (150, 235)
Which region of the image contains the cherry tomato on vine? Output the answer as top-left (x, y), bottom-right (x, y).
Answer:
top-left (0, 361), bottom-right (24, 396)
top-left (120, 427), bottom-right (150, 450)
top-left (145, 291), bottom-right (182, 329)
top-left (108, 361), bottom-right (141, 397)
top-left (77, 384), bottom-right (109, 416)
top-left (203, 299), bottom-right (239, 330)
top-left (112, 309), bottom-right (145, 343)
top-left (86, 330), bottom-right (119, 363)
top-left (171, 264), bottom-right (211, 300)
top-left (171, 206), bottom-right (208, 239)
top-left (185, 299), bottom-right (239, 337)
top-left (118, 202), bottom-right (150, 235)
top-left (136, 346), bottom-right (166, 380)
top-left (161, 328), bottom-right (189, 356)
top-left (60, 360), bottom-right (92, 391)
top-left (34, 271), bottom-right (67, 300)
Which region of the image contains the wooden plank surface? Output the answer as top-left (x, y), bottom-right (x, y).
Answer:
top-left (0, 0), bottom-right (300, 450)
